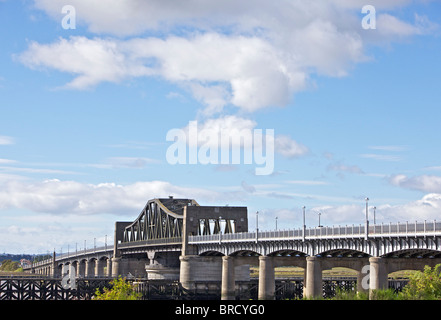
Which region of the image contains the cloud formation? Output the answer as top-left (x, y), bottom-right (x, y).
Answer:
top-left (20, 0), bottom-right (430, 115)
top-left (0, 179), bottom-right (246, 215)
top-left (389, 174), bottom-right (441, 193)
top-left (0, 135), bottom-right (15, 145)
top-left (180, 115), bottom-right (309, 158)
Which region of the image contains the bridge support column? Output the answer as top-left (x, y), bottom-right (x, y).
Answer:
top-left (77, 261), bottom-right (85, 277)
top-left (180, 255), bottom-right (223, 291)
top-left (106, 258), bottom-right (112, 277)
top-left (112, 257), bottom-right (121, 277)
top-left (258, 256), bottom-right (275, 300)
top-left (95, 259), bottom-right (104, 277)
top-left (369, 257), bottom-right (388, 299)
top-left (179, 255), bottom-right (197, 290)
top-left (304, 256), bottom-right (322, 299)
top-left (221, 256), bottom-right (236, 300)
top-left (85, 260), bottom-right (91, 277)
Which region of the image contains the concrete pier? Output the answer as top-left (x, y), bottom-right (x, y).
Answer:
top-left (221, 256), bottom-right (235, 300)
top-left (369, 257), bottom-right (389, 298)
top-left (258, 256), bottom-right (275, 300)
top-left (304, 256), bottom-right (322, 299)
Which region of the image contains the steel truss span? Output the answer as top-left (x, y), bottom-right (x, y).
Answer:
top-left (123, 198), bottom-right (198, 243)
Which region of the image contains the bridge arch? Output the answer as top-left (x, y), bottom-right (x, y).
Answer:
top-left (318, 248), bottom-right (370, 258)
top-left (382, 248), bottom-right (441, 259)
top-left (268, 249), bottom-right (307, 257)
top-left (199, 250), bottom-right (224, 256)
top-left (230, 250), bottom-right (260, 257)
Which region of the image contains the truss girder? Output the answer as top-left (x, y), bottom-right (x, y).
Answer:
top-left (198, 218), bottom-right (235, 236)
top-left (123, 198), bottom-right (195, 243)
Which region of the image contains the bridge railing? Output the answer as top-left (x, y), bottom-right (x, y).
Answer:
top-left (188, 220), bottom-right (441, 244)
top-left (117, 237), bottom-right (182, 249)
top-left (25, 246), bottom-right (114, 269)
top-left (55, 245), bottom-right (113, 260)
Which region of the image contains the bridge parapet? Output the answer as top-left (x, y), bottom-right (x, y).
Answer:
top-left (189, 220), bottom-right (441, 244)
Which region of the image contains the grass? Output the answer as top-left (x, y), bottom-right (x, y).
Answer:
top-left (250, 266), bottom-right (417, 279)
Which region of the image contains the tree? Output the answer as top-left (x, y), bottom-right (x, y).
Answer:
top-left (399, 264), bottom-right (441, 300)
top-left (0, 259), bottom-right (20, 272)
top-left (93, 277), bottom-right (141, 300)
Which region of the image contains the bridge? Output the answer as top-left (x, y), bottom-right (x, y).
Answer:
top-left (24, 197), bottom-right (441, 299)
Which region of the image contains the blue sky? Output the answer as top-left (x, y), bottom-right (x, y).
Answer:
top-left (1, 0), bottom-right (441, 253)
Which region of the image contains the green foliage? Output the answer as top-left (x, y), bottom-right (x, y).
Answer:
top-left (330, 264), bottom-right (441, 300)
top-left (332, 288), bottom-right (369, 300)
top-left (93, 277), bottom-right (141, 300)
top-left (370, 288), bottom-right (399, 300)
top-left (399, 264), bottom-right (441, 300)
top-left (0, 259), bottom-right (20, 271)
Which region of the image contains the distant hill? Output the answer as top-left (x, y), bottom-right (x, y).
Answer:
top-left (0, 253), bottom-right (50, 263)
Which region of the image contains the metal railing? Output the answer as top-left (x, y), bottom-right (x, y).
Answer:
top-left (117, 237), bottom-right (182, 249)
top-left (188, 220), bottom-right (441, 244)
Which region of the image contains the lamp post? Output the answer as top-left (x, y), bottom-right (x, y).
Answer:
top-left (373, 206), bottom-right (376, 225)
top-left (318, 212), bottom-right (323, 228)
top-left (302, 206), bottom-right (306, 242)
top-left (365, 197), bottom-right (369, 240)
top-left (256, 211), bottom-right (259, 243)
top-left (275, 217), bottom-right (278, 231)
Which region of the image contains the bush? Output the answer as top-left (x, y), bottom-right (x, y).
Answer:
top-left (0, 260), bottom-right (20, 272)
top-left (335, 264), bottom-right (441, 300)
top-left (399, 264), bottom-right (441, 300)
top-left (370, 288), bottom-right (399, 300)
top-left (93, 277), bottom-right (141, 300)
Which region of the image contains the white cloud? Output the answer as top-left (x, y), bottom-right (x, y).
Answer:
top-left (376, 13), bottom-right (424, 37)
top-left (17, 36), bottom-right (151, 89)
top-left (0, 178), bottom-right (246, 215)
top-left (33, 0), bottom-right (422, 36)
top-left (377, 193), bottom-right (441, 222)
top-left (311, 193), bottom-right (441, 225)
top-left (101, 157), bottom-right (159, 169)
top-left (0, 159), bottom-right (16, 164)
top-left (22, 1), bottom-right (432, 113)
top-left (0, 135), bottom-right (14, 145)
top-left (389, 174), bottom-right (441, 193)
top-left (274, 135), bottom-right (309, 158)
top-left (180, 115), bottom-right (308, 159)
top-left (360, 154), bottom-right (402, 162)
top-left (368, 145), bottom-right (409, 152)
top-left (327, 162), bottom-right (365, 175)
top-left (286, 180), bottom-right (329, 186)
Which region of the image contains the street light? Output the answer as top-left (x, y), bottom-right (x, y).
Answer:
top-left (275, 217), bottom-right (278, 231)
top-left (373, 206), bottom-right (376, 225)
top-left (365, 197), bottom-right (369, 222)
top-left (302, 206), bottom-right (306, 242)
top-left (256, 211), bottom-right (259, 233)
top-left (255, 211), bottom-right (259, 243)
top-left (318, 212), bottom-right (323, 228)
top-left (365, 197), bottom-right (369, 240)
